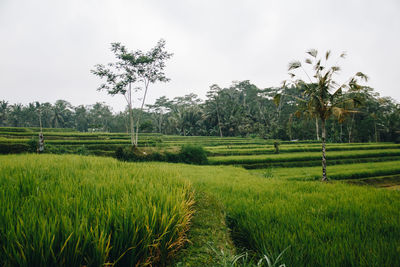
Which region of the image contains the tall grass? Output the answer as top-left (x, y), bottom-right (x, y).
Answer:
top-left (173, 164), bottom-right (400, 266)
top-left (208, 149), bottom-right (400, 165)
top-left (206, 144), bottom-right (400, 156)
top-left (250, 160), bottom-right (400, 181)
top-left (0, 155), bottom-right (194, 266)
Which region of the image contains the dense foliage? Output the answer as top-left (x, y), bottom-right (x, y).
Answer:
top-left (1, 81), bottom-right (399, 142)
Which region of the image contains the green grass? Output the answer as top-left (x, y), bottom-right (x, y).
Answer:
top-left (208, 149), bottom-right (400, 165)
top-left (0, 155), bottom-right (194, 266)
top-left (250, 160), bottom-right (400, 181)
top-left (173, 191), bottom-right (236, 266)
top-left (206, 143), bottom-right (400, 156)
top-left (2, 155), bottom-right (400, 266)
top-left (172, 164), bottom-right (400, 267)
top-left (2, 132), bottom-right (400, 266)
top-left (346, 174), bottom-right (400, 187)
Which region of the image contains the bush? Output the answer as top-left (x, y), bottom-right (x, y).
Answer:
top-left (179, 144), bottom-right (208, 165)
top-left (165, 151), bottom-right (180, 163)
top-left (114, 145), bottom-right (208, 164)
top-left (76, 145), bottom-right (89, 156)
top-left (0, 143), bottom-right (30, 154)
top-left (27, 138), bottom-right (38, 152)
top-left (115, 146), bottom-right (149, 162)
top-left (115, 147), bottom-right (124, 160)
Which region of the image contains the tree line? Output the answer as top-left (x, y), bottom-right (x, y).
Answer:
top-left (0, 80), bottom-right (399, 142)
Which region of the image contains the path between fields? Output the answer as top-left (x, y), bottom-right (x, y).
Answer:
top-left (173, 190), bottom-right (237, 266)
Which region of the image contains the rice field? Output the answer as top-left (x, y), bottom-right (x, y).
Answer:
top-left (0, 155), bottom-right (194, 266)
top-left (1, 126), bottom-right (400, 266)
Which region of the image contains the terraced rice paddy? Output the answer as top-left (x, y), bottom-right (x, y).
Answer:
top-left (1, 126), bottom-right (400, 266)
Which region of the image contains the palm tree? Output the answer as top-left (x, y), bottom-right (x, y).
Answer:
top-left (276, 49), bottom-right (368, 181)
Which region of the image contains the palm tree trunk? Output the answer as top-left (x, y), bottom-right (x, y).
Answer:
top-left (315, 118), bottom-right (320, 141)
top-left (321, 119), bottom-right (328, 181)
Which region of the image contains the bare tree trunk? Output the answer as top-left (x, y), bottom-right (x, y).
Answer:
top-left (315, 117), bottom-right (320, 141)
top-left (126, 84), bottom-right (135, 146)
top-left (321, 119), bottom-right (328, 182)
top-left (135, 81), bottom-right (150, 146)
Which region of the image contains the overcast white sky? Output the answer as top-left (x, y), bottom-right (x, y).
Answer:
top-left (0, 0), bottom-right (399, 112)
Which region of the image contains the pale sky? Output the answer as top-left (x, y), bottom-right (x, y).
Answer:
top-left (0, 0), bottom-right (399, 112)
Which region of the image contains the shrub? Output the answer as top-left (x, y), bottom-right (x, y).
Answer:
top-left (115, 147), bottom-right (124, 160)
top-left (27, 138), bottom-right (38, 152)
top-left (0, 143), bottom-right (30, 154)
top-left (114, 145), bottom-right (208, 164)
top-left (114, 146), bottom-right (149, 162)
top-left (165, 151), bottom-right (180, 163)
top-left (76, 145), bottom-right (89, 155)
top-left (179, 144), bottom-right (208, 165)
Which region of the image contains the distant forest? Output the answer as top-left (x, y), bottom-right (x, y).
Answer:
top-left (1, 80), bottom-right (399, 142)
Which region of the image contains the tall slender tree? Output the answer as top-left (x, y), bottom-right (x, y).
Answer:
top-left (92, 39), bottom-right (172, 146)
top-left (275, 49), bottom-right (368, 181)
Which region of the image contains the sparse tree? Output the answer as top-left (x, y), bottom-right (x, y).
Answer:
top-left (91, 39), bottom-right (172, 146)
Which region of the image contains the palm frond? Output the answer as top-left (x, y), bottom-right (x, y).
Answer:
top-left (314, 60), bottom-right (321, 71)
top-left (331, 66), bottom-right (341, 73)
top-left (340, 51), bottom-right (347, 58)
top-left (305, 58), bottom-right (312, 64)
top-left (325, 50), bottom-right (331, 60)
top-left (306, 49), bottom-right (318, 58)
top-left (355, 72), bottom-right (369, 82)
top-left (288, 61), bottom-right (302, 71)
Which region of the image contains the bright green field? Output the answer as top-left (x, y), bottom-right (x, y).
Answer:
top-left (208, 149), bottom-right (400, 165)
top-left (1, 154), bottom-right (400, 266)
top-left (0, 155), bottom-right (193, 266)
top-left (251, 160), bottom-right (400, 181)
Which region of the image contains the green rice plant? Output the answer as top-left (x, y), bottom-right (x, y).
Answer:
top-left (171, 164), bottom-right (400, 266)
top-left (208, 149), bottom-right (400, 165)
top-left (206, 143), bottom-right (400, 156)
top-left (242, 156), bottom-right (400, 169)
top-left (0, 155), bottom-right (194, 266)
top-left (251, 160), bottom-right (400, 181)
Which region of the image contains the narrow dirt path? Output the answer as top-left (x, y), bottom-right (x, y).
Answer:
top-left (173, 190), bottom-right (236, 266)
